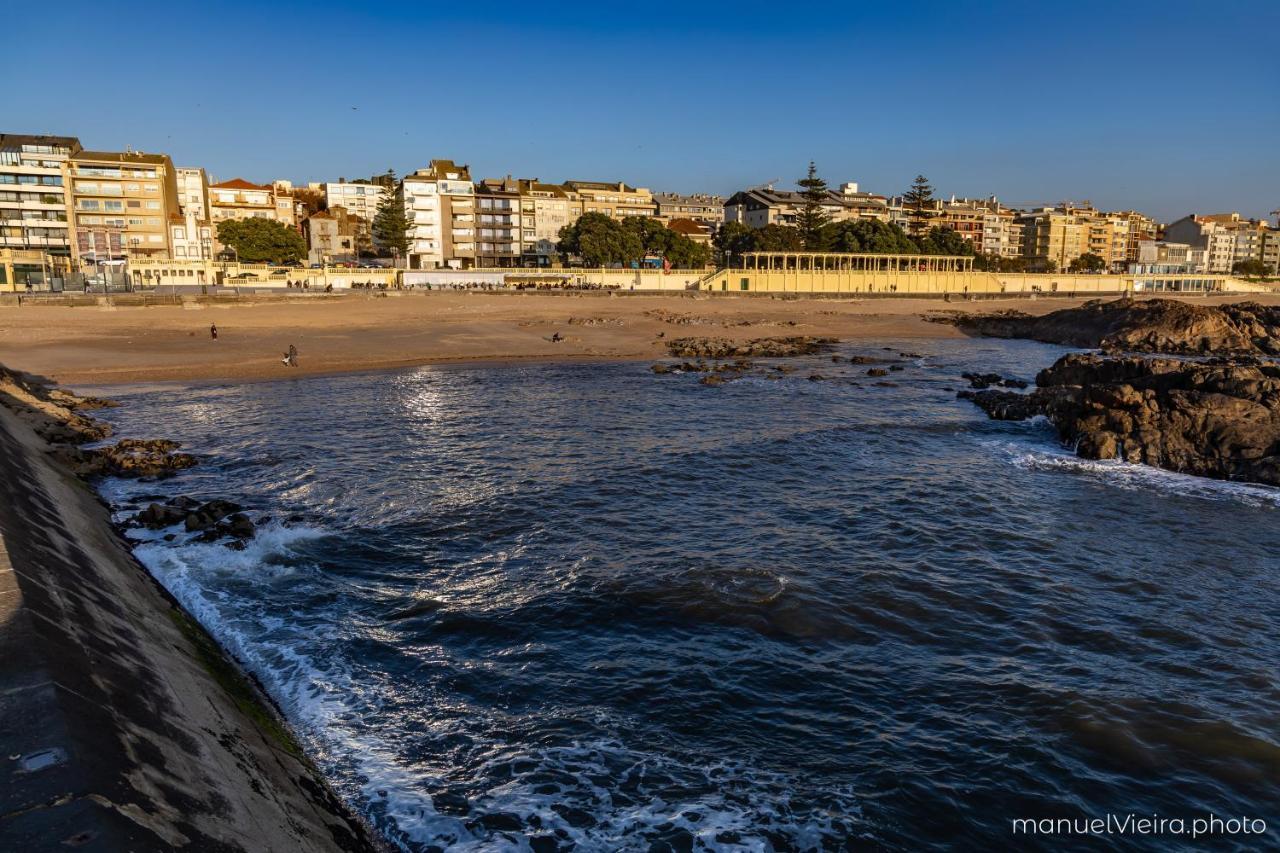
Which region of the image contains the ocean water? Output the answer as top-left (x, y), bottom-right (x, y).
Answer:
top-left (93, 339), bottom-right (1280, 852)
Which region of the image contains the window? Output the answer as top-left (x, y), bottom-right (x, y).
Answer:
top-left (128, 218), bottom-right (143, 226)
top-left (173, 227), bottom-right (185, 240)
top-left (146, 201), bottom-right (160, 210)
top-left (127, 183), bottom-right (141, 192)
top-left (127, 200), bottom-right (141, 208)
top-left (79, 200), bottom-right (100, 211)
top-left (144, 183), bottom-right (158, 193)
top-left (104, 201), bottom-right (123, 212)
top-left (740, 278), bottom-right (749, 291)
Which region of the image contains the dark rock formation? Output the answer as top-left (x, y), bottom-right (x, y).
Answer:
top-left (867, 368), bottom-right (890, 377)
top-left (962, 372), bottom-right (1028, 389)
top-left (665, 336), bottom-right (834, 359)
top-left (932, 297), bottom-right (1280, 355)
top-left (60, 438), bottom-right (198, 479)
top-left (960, 352), bottom-right (1280, 486)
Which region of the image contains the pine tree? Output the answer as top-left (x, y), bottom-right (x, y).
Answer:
top-left (371, 170), bottom-right (409, 258)
top-left (903, 175), bottom-right (934, 236)
top-left (795, 162), bottom-right (831, 250)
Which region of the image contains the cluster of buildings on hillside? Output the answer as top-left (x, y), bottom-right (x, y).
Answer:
top-left (2, 131), bottom-right (1277, 290)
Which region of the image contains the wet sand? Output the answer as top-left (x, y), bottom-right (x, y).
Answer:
top-left (2, 291), bottom-right (1277, 386)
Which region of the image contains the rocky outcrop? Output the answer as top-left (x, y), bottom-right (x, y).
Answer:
top-left (665, 335), bottom-right (835, 359)
top-left (960, 353), bottom-right (1280, 486)
top-left (132, 497), bottom-right (258, 546)
top-left (59, 438), bottom-right (199, 479)
top-left (933, 298), bottom-right (1280, 355)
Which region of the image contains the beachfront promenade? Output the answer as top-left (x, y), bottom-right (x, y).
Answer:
top-left (11, 253), bottom-right (1264, 299)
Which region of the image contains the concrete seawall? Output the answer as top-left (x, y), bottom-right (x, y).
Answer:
top-left (0, 403), bottom-right (380, 851)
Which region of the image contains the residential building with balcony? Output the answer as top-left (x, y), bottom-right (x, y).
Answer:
top-left (68, 149), bottom-right (179, 264)
top-left (1132, 240), bottom-right (1208, 274)
top-left (563, 181), bottom-right (656, 220)
top-left (1163, 213), bottom-right (1269, 273)
top-left (209, 178), bottom-right (294, 228)
top-left (0, 133), bottom-right (79, 273)
top-left (654, 193), bottom-right (725, 225)
top-left (323, 180), bottom-right (385, 249)
top-left (517, 180), bottom-right (576, 265)
top-left (476, 177), bottom-right (522, 267)
top-left (401, 160), bottom-right (475, 269)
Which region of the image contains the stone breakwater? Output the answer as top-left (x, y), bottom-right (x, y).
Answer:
top-left (0, 366), bottom-right (379, 852)
top-left (950, 299), bottom-right (1280, 487)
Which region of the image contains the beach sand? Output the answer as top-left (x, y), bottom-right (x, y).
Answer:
top-left (2, 290), bottom-right (1277, 385)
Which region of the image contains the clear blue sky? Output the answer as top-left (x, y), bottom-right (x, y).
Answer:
top-left (4, 0), bottom-right (1277, 222)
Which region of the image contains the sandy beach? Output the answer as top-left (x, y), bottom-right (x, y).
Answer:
top-left (3, 290), bottom-right (1278, 386)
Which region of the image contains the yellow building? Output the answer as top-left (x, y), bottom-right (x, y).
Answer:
top-left (563, 180), bottom-right (656, 219)
top-left (68, 149), bottom-right (180, 264)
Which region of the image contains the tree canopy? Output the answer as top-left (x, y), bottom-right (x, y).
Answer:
top-left (557, 213), bottom-right (710, 268)
top-left (372, 170), bottom-right (409, 257)
top-left (1068, 252), bottom-right (1107, 272)
top-left (716, 218), bottom-right (968, 259)
top-left (1232, 258), bottom-right (1271, 277)
top-left (215, 217), bottom-right (306, 264)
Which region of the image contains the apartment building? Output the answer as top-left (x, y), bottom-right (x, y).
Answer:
top-left (0, 133), bottom-right (79, 273)
top-left (1163, 213), bottom-right (1265, 273)
top-left (401, 160), bottom-right (475, 269)
top-left (1016, 208), bottom-right (1085, 271)
top-left (209, 178), bottom-right (295, 227)
top-left (171, 167), bottom-right (212, 260)
top-left (68, 149), bottom-right (179, 263)
top-left (654, 193), bottom-right (725, 225)
top-left (563, 181), bottom-right (656, 219)
top-left (517, 180), bottom-right (577, 265)
top-left (323, 180), bottom-right (385, 249)
top-left (1107, 210), bottom-right (1159, 264)
top-left (724, 183), bottom-right (889, 228)
top-left (1133, 240), bottom-right (1208, 273)
top-left (476, 177), bottom-right (522, 267)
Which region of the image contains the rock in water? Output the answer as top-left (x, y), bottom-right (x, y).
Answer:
top-left (932, 297), bottom-right (1280, 356)
top-left (959, 352), bottom-right (1280, 486)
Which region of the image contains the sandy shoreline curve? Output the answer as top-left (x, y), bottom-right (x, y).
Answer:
top-left (4, 291), bottom-right (1278, 386)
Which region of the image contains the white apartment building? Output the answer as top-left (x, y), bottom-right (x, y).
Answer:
top-left (401, 161), bottom-right (475, 268)
top-left (176, 167), bottom-right (209, 219)
top-left (323, 181), bottom-right (387, 225)
top-left (401, 172), bottom-right (443, 269)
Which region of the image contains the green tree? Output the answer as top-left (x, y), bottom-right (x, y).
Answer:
top-left (902, 175), bottom-right (934, 235)
top-left (819, 219), bottom-right (918, 254)
top-left (1068, 252), bottom-right (1106, 273)
top-left (1232, 258), bottom-right (1270, 277)
top-left (371, 170), bottom-right (409, 257)
top-left (754, 224), bottom-right (805, 252)
top-left (557, 212), bottom-right (641, 266)
top-left (216, 218), bottom-right (306, 264)
top-left (795, 162), bottom-right (831, 249)
top-left (714, 221), bottom-right (758, 266)
top-left (917, 226), bottom-right (975, 257)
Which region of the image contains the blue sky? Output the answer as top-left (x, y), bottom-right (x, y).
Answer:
top-left (4, 0), bottom-right (1277, 221)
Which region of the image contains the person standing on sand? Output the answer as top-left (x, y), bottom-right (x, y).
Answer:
top-left (288, 344), bottom-right (298, 367)
top-left (210, 323), bottom-right (218, 340)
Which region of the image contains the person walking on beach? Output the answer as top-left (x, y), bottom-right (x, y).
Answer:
top-left (210, 323), bottom-right (218, 340)
top-left (281, 343), bottom-right (298, 367)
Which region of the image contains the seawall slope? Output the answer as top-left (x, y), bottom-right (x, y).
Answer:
top-left (0, 401), bottom-right (379, 850)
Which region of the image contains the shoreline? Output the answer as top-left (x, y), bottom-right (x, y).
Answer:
top-left (7, 290), bottom-right (1278, 387)
top-left (0, 370), bottom-right (380, 852)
